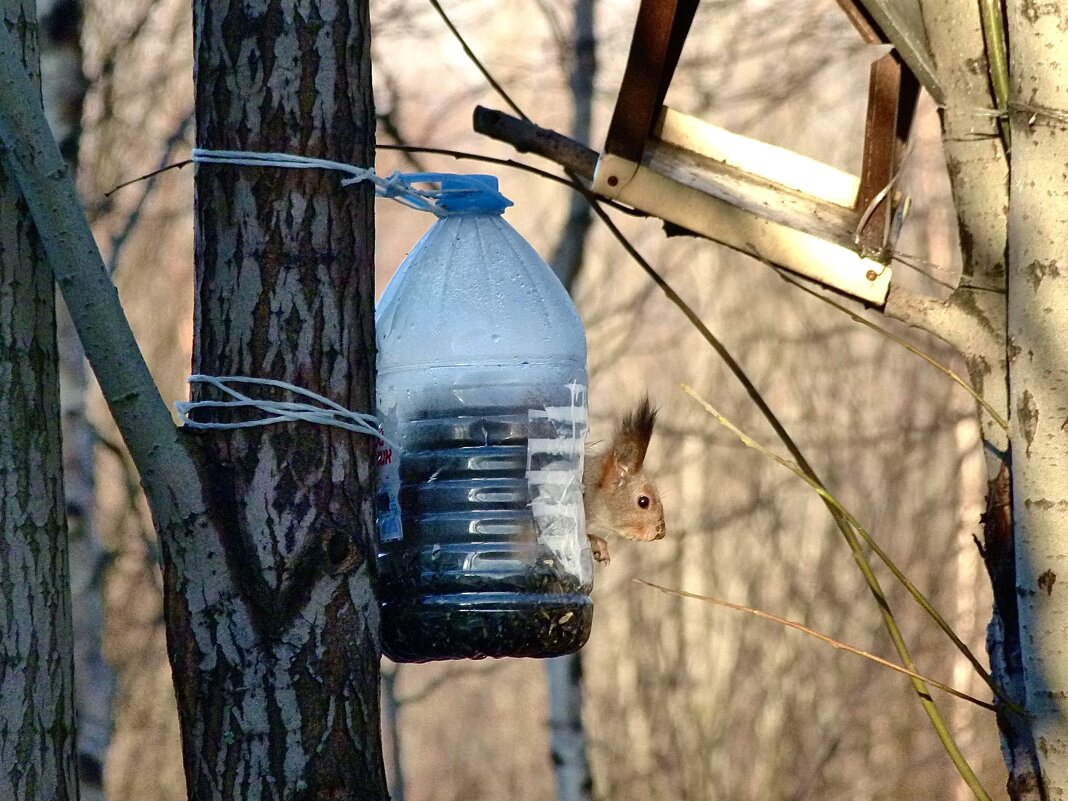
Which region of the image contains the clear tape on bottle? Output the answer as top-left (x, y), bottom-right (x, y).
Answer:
top-left (527, 383), bottom-right (590, 578)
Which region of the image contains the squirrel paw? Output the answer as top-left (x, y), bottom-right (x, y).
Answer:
top-left (589, 535), bottom-right (610, 565)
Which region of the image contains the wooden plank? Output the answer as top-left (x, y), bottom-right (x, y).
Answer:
top-left (647, 141), bottom-right (862, 252)
top-left (593, 153), bottom-right (892, 305)
top-left (855, 54), bottom-right (902, 253)
top-left (656, 109), bottom-right (860, 208)
top-left (473, 106), bottom-right (900, 304)
top-left (603, 0), bottom-right (698, 161)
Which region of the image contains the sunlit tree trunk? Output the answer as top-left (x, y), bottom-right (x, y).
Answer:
top-left (911, 1), bottom-right (1068, 797)
top-left (0, 3), bottom-right (79, 800)
top-left (1006, 2), bottom-right (1068, 796)
top-left (181, 0), bottom-right (387, 797)
top-left (910, 0), bottom-right (1041, 794)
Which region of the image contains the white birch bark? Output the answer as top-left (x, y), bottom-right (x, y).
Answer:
top-left (911, 2), bottom-right (1046, 796)
top-left (1007, 2), bottom-right (1068, 795)
top-left (0, 3), bottom-right (79, 799)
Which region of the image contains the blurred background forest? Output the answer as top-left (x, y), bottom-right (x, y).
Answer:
top-left (49, 0), bottom-right (1004, 798)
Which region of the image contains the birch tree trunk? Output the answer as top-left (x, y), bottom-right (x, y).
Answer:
top-left (1006, 2), bottom-right (1068, 795)
top-left (181, 0), bottom-right (387, 797)
top-left (0, 3), bottom-right (79, 800)
top-left (907, 1), bottom-right (1042, 795)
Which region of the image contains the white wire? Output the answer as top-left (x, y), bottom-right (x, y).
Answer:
top-left (176, 375), bottom-right (390, 443)
top-left (190, 148), bottom-right (446, 216)
top-left (179, 150), bottom-right (506, 442)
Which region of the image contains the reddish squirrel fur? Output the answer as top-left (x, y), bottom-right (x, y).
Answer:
top-left (582, 396), bottom-right (666, 564)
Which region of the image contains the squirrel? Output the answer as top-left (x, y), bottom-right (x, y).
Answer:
top-left (582, 396), bottom-right (665, 564)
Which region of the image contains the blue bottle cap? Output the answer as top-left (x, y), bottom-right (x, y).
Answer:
top-left (434, 174), bottom-right (514, 215)
top-left (397, 173), bottom-right (512, 216)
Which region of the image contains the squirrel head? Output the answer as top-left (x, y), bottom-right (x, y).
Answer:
top-left (585, 397), bottom-right (666, 543)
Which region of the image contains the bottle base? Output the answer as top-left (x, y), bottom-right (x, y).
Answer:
top-left (381, 592), bottom-right (593, 663)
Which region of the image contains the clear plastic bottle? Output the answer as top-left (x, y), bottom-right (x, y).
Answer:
top-left (375, 175), bottom-right (593, 662)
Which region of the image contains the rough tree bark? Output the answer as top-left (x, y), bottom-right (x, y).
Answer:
top-left (35, 2), bottom-right (112, 795)
top-left (0, 0), bottom-right (387, 798)
top-left (183, 0), bottom-right (387, 797)
top-left (0, 3), bottom-right (79, 800)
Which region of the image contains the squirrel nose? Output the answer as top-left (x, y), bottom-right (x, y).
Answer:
top-left (655, 529), bottom-right (666, 540)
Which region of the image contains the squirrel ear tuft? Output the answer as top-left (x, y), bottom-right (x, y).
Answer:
top-left (614, 395), bottom-right (657, 471)
top-left (597, 451), bottom-right (628, 489)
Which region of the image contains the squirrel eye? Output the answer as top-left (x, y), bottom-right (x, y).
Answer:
top-left (637, 495), bottom-right (650, 509)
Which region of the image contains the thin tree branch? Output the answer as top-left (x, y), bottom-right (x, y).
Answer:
top-left (778, 272), bottom-right (1008, 430)
top-left (680, 383), bottom-right (1020, 717)
top-left (107, 110), bottom-right (194, 275)
top-left (412, 10), bottom-right (994, 795)
top-left (425, 0), bottom-right (527, 120)
top-left (636, 580), bottom-right (997, 712)
top-left (0, 22), bottom-right (197, 525)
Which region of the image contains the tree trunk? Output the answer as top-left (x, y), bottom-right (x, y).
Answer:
top-left (36, 2), bottom-right (111, 795)
top-left (548, 0), bottom-right (596, 289)
top-left (180, 0), bottom-right (387, 797)
top-left (0, 0), bottom-right (386, 795)
top-left (380, 663), bottom-right (406, 801)
top-left (0, 3), bottom-right (79, 800)
top-left (1007, 2), bottom-right (1068, 796)
top-left (546, 3), bottom-right (597, 800)
top-left (546, 655), bottom-right (593, 801)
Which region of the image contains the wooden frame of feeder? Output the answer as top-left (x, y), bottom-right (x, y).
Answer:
top-left (475, 0), bottom-right (941, 307)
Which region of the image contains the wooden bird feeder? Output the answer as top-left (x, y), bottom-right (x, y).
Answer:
top-left (474, 0), bottom-right (943, 307)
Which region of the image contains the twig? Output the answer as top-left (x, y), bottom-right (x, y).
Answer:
top-left (679, 384), bottom-right (1023, 721)
top-left (429, 10), bottom-right (993, 797)
top-left (426, 0), bottom-right (527, 121)
top-left (108, 111), bottom-right (194, 275)
top-left (473, 106), bottom-right (597, 179)
top-left (105, 159), bottom-right (191, 197)
top-left (636, 579), bottom-right (996, 712)
top-left (891, 250), bottom-right (960, 291)
top-left (777, 272), bottom-right (1008, 431)
top-left (105, 143), bottom-right (645, 219)
top-left (1007, 101), bottom-right (1068, 126)
top-left (977, 0), bottom-right (1010, 152)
